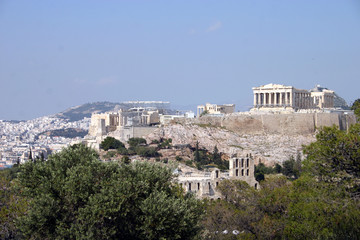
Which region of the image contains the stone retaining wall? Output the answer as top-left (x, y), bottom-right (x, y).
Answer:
top-left (178, 112), bottom-right (357, 135)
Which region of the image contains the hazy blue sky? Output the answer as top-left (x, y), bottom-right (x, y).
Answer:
top-left (1, 0), bottom-right (360, 120)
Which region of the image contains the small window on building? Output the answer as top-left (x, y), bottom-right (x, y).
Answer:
top-left (208, 182), bottom-right (211, 191)
top-left (246, 158), bottom-right (249, 167)
top-left (198, 182), bottom-right (200, 190)
top-left (189, 183), bottom-right (191, 191)
top-left (236, 159), bottom-right (238, 168)
top-left (215, 170), bottom-right (219, 178)
top-left (246, 169), bottom-right (249, 176)
top-left (241, 158), bottom-right (244, 167)
top-left (236, 169), bottom-right (239, 176)
top-left (216, 182), bottom-right (219, 187)
top-left (241, 169), bottom-right (244, 176)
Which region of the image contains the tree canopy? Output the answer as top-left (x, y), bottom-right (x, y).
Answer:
top-left (303, 124), bottom-right (360, 198)
top-left (128, 137), bottom-right (147, 148)
top-left (100, 136), bottom-right (125, 151)
top-left (15, 144), bottom-right (203, 239)
top-left (351, 98), bottom-right (360, 120)
top-left (203, 124), bottom-right (360, 239)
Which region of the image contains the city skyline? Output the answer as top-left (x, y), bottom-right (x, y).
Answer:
top-left (1, 0), bottom-right (360, 120)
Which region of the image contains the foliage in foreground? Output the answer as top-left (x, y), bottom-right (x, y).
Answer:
top-left (303, 124), bottom-right (360, 198)
top-left (351, 98), bottom-right (360, 120)
top-left (203, 124), bottom-right (360, 239)
top-left (0, 165), bottom-right (27, 239)
top-left (14, 144), bottom-right (203, 240)
top-left (204, 176), bottom-right (360, 239)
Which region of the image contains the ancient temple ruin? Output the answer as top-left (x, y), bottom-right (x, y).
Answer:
top-left (197, 103), bottom-right (235, 116)
top-left (252, 83), bottom-right (334, 112)
top-left (177, 155), bottom-right (258, 199)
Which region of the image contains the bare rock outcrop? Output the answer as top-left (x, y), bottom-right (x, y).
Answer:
top-left (146, 123), bottom-right (315, 166)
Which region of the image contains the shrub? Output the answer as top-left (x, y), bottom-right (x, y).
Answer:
top-left (100, 137), bottom-right (125, 151)
top-left (128, 137), bottom-right (147, 148)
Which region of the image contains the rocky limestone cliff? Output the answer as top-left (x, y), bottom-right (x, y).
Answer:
top-left (146, 112), bottom-right (357, 166)
top-left (147, 123), bottom-right (315, 166)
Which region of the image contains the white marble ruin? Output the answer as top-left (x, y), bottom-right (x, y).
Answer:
top-left (177, 155), bottom-right (258, 199)
top-left (251, 83), bottom-right (334, 112)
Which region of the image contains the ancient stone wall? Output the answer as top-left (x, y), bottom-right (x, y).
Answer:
top-left (108, 126), bottom-right (158, 143)
top-left (179, 112), bottom-right (357, 135)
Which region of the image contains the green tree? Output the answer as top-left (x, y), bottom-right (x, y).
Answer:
top-left (303, 124), bottom-right (360, 197)
top-left (254, 163), bottom-right (283, 182)
top-left (204, 175), bottom-right (360, 239)
top-left (275, 163), bottom-right (282, 173)
top-left (157, 138), bottom-right (172, 149)
top-left (193, 141), bottom-right (201, 163)
top-left (351, 98), bottom-right (360, 120)
top-left (0, 167), bottom-right (27, 239)
top-left (117, 146), bottom-right (129, 155)
top-left (203, 177), bottom-right (291, 239)
top-left (28, 148), bottom-right (32, 161)
top-left (211, 146), bottom-right (221, 165)
top-left (282, 155), bottom-right (301, 179)
top-left (284, 176), bottom-right (360, 239)
top-left (128, 137), bottom-right (147, 148)
top-left (135, 146), bottom-right (160, 158)
top-left (121, 155), bottom-right (131, 164)
top-left (16, 144), bottom-right (203, 239)
top-left (203, 124), bottom-right (360, 239)
top-left (100, 136), bottom-right (125, 151)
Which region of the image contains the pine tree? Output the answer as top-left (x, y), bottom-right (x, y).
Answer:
top-left (194, 141), bottom-right (201, 163)
top-left (28, 148), bottom-right (33, 161)
top-left (212, 146), bottom-right (222, 165)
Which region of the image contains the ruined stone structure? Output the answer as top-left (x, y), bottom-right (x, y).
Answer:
top-left (252, 83), bottom-right (334, 112)
top-left (197, 103), bottom-right (235, 116)
top-left (159, 111), bottom-right (195, 125)
top-left (310, 85), bottom-right (335, 109)
top-left (85, 108), bottom-right (161, 149)
top-left (88, 108), bottom-right (160, 137)
top-left (177, 155), bottom-right (258, 199)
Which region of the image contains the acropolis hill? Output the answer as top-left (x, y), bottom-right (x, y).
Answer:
top-left (146, 111), bottom-right (356, 166)
top-left (84, 84), bottom-right (357, 166)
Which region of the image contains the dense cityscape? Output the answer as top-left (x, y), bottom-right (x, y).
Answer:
top-left (0, 117), bottom-right (90, 167)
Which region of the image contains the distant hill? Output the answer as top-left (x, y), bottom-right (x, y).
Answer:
top-left (54, 102), bottom-right (126, 122)
top-left (54, 101), bottom-right (174, 122)
top-left (334, 93), bottom-right (350, 110)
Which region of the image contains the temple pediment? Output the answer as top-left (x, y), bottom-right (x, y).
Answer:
top-left (261, 83), bottom-right (292, 89)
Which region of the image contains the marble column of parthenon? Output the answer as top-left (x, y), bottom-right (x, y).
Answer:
top-left (253, 87), bottom-right (316, 109)
top-left (253, 90), bottom-right (293, 107)
top-left (253, 83), bottom-right (336, 111)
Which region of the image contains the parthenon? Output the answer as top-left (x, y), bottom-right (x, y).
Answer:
top-left (252, 83), bottom-right (334, 111)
